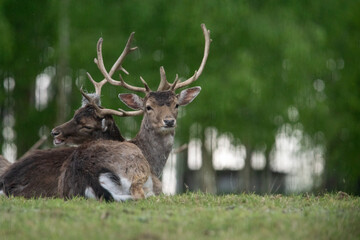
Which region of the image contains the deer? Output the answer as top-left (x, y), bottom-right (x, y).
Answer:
top-left (0, 33), bottom-right (140, 198)
top-left (58, 23), bottom-right (211, 201)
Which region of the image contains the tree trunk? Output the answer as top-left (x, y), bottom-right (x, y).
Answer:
top-left (56, 0), bottom-right (70, 124)
top-left (243, 145), bottom-right (252, 192)
top-left (198, 133), bottom-right (217, 194)
top-left (262, 148), bottom-right (272, 194)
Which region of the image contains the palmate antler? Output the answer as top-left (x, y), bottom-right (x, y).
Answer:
top-left (157, 23), bottom-right (211, 91)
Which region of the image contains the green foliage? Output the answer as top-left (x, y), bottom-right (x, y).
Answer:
top-left (1, 193), bottom-right (359, 240)
top-left (0, 0), bottom-right (359, 193)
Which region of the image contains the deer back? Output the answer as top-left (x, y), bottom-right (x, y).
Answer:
top-left (59, 140), bottom-right (151, 201)
top-left (0, 147), bottom-right (76, 198)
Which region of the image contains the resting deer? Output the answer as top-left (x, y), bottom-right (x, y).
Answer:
top-left (0, 34), bottom-right (138, 198)
top-left (58, 24), bottom-right (211, 201)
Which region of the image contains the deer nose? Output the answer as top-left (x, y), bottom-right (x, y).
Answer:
top-left (164, 119), bottom-right (175, 127)
top-left (51, 128), bottom-right (60, 137)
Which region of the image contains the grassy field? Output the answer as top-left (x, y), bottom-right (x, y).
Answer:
top-left (0, 192), bottom-right (359, 240)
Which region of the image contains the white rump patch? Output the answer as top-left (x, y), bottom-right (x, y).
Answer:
top-left (99, 173), bottom-right (133, 202)
top-left (0, 190), bottom-right (5, 196)
top-left (143, 176), bottom-right (155, 198)
top-left (84, 187), bottom-right (97, 199)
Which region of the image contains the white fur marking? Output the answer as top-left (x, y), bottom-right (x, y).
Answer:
top-left (99, 173), bottom-right (133, 202)
top-left (101, 119), bottom-right (108, 132)
top-left (164, 134), bottom-right (174, 147)
top-left (0, 190), bottom-right (5, 196)
top-left (82, 93), bottom-right (101, 107)
top-left (143, 176), bottom-right (155, 198)
top-left (84, 187), bottom-right (97, 199)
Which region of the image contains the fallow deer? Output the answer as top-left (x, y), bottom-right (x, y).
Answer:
top-left (0, 33), bottom-right (139, 198)
top-left (58, 24), bottom-right (211, 201)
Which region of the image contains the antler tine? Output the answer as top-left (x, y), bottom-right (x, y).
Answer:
top-left (80, 87), bottom-right (94, 103)
top-left (96, 37), bottom-right (149, 93)
top-left (86, 33), bottom-right (137, 97)
top-left (170, 74), bottom-right (179, 91)
top-left (140, 76), bottom-right (151, 92)
top-left (157, 66), bottom-right (171, 91)
top-left (173, 23), bottom-right (211, 90)
top-left (80, 86), bottom-right (143, 117)
top-left (94, 108), bottom-right (143, 118)
top-left (86, 72), bottom-right (107, 96)
top-left (108, 32), bottom-right (138, 76)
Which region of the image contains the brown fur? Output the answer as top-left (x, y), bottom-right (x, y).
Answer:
top-left (52, 104), bottom-right (124, 146)
top-left (0, 148), bottom-right (76, 198)
top-left (59, 140), bottom-right (150, 200)
top-left (0, 102), bottom-right (124, 198)
top-left (0, 155), bottom-right (11, 176)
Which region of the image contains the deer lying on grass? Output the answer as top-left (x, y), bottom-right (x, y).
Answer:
top-left (58, 23), bottom-right (210, 201)
top-left (0, 34), bottom-right (139, 198)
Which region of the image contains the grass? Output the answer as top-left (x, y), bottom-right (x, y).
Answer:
top-left (1, 192), bottom-right (359, 240)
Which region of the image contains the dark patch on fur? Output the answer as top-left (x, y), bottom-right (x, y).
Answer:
top-left (62, 104), bottom-right (124, 142)
top-left (60, 142), bottom-right (121, 202)
top-left (0, 148), bottom-right (76, 198)
top-left (148, 91), bottom-right (176, 106)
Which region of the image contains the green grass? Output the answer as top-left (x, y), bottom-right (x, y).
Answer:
top-left (1, 193), bottom-right (359, 240)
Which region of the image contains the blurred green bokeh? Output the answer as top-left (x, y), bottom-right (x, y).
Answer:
top-left (0, 0), bottom-right (359, 194)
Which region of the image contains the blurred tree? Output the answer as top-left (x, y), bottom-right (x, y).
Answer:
top-left (0, 0), bottom-right (57, 157)
top-left (0, 0), bottom-right (359, 194)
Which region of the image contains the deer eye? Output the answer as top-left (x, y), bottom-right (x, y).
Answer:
top-left (146, 105), bottom-right (153, 111)
top-left (175, 104), bottom-right (179, 109)
top-left (82, 126), bottom-right (93, 130)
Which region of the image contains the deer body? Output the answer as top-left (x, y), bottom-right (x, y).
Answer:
top-left (59, 140), bottom-right (153, 201)
top-left (57, 24), bottom-right (209, 201)
top-left (0, 148), bottom-right (76, 198)
top-left (0, 104), bottom-right (123, 198)
top-left (58, 87), bottom-right (201, 201)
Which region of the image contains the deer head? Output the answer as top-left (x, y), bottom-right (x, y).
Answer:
top-left (51, 33), bottom-right (142, 146)
top-left (118, 88), bottom-right (200, 135)
top-left (96, 24), bottom-right (210, 136)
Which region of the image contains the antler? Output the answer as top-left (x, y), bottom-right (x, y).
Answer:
top-left (81, 33), bottom-right (143, 117)
top-left (80, 88), bottom-right (142, 117)
top-left (85, 32), bottom-right (138, 96)
top-left (96, 35), bottom-right (151, 93)
top-left (157, 23), bottom-right (211, 91)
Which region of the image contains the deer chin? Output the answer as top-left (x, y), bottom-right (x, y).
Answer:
top-left (159, 126), bottom-right (175, 134)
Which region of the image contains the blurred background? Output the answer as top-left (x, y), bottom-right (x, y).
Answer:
top-left (1, 0), bottom-right (359, 195)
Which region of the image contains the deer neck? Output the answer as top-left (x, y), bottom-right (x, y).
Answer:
top-left (131, 118), bottom-right (175, 178)
top-left (104, 116), bottom-right (125, 141)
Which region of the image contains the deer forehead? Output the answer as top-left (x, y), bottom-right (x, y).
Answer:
top-left (146, 91), bottom-right (177, 107)
top-left (74, 105), bottom-right (101, 121)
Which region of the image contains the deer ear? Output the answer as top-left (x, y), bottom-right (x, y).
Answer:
top-left (118, 93), bottom-right (144, 110)
top-left (177, 87), bottom-right (201, 106)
